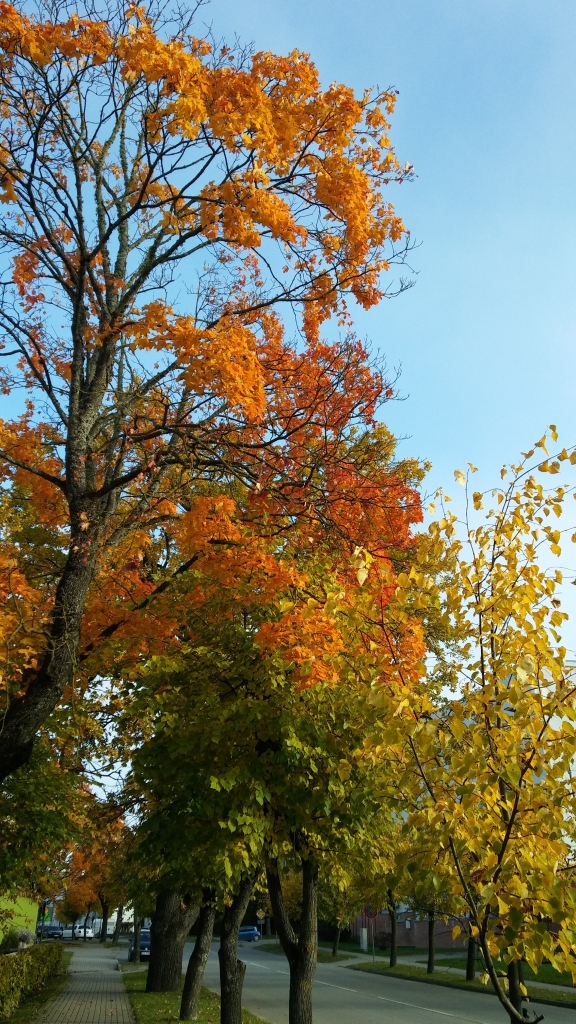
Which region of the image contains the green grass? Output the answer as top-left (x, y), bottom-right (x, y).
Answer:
top-left (317, 939), bottom-right (418, 959)
top-left (435, 957), bottom-right (575, 989)
top-left (258, 942), bottom-right (352, 964)
top-left (4, 951), bottom-right (72, 1024)
top-left (123, 969), bottom-right (269, 1024)
top-left (349, 961), bottom-right (576, 1006)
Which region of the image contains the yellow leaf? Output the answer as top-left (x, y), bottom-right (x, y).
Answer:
top-left (454, 469), bottom-right (466, 486)
top-left (452, 925), bottom-right (461, 940)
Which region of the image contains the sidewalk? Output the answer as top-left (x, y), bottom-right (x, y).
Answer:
top-left (33, 943), bottom-right (135, 1024)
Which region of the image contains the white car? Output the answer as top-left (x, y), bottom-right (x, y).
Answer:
top-left (62, 924), bottom-right (94, 940)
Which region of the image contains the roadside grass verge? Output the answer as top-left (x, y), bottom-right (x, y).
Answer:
top-left (258, 943), bottom-right (352, 964)
top-left (348, 961), bottom-right (576, 1007)
top-left (3, 951), bottom-right (72, 1024)
top-left (123, 969), bottom-right (268, 1023)
top-left (435, 956), bottom-right (576, 989)
top-left (317, 940), bottom-right (419, 959)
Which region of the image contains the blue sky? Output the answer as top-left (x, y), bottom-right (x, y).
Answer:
top-left (208, 0), bottom-right (576, 491)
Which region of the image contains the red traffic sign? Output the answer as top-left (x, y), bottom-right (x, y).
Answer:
top-left (364, 906), bottom-right (378, 919)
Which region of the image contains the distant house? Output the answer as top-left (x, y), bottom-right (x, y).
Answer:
top-left (350, 906), bottom-right (464, 950)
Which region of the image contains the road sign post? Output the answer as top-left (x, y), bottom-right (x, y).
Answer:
top-left (364, 906), bottom-right (378, 964)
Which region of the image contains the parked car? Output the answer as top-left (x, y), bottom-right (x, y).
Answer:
top-left (128, 929), bottom-right (151, 961)
top-left (36, 922), bottom-right (63, 940)
top-left (238, 926), bottom-right (260, 943)
top-left (78, 925), bottom-right (94, 940)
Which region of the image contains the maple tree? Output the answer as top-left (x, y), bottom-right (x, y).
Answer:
top-left (377, 431), bottom-right (576, 1024)
top-left (0, 0), bottom-right (416, 780)
top-left (118, 512), bottom-right (426, 1023)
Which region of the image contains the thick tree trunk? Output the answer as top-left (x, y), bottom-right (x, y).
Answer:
top-left (387, 890), bottom-right (397, 968)
top-left (466, 933), bottom-right (476, 981)
top-left (147, 889), bottom-right (199, 993)
top-left (0, 525), bottom-right (102, 781)
top-left (267, 856), bottom-right (318, 1024)
top-left (427, 912), bottom-right (435, 974)
top-left (507, 960), bottom-right (523, 1024)
top-left (134, 917), bottom-right (142, 963)
top-left (180, 897), bottom-right (216, 1020)
top-left (219, 876), bottom-right (255, 1024)
top-left (331, 927), bottom-right (340, 957)
top-left (113, 906), bottom-right (123, 944)
top-left (99, 897), bottom-right (109, 944)
top-left (265, 918), bottom-right (272, 937)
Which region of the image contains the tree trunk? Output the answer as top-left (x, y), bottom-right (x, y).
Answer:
top-left (427, 911), bottom-right (435, 974)
top-left (331, 927), bottom-right (340, 957)
top-left (267, 856), bottom-right (318, 1024)
top-left (387, 890), bottom-right (397, 968)
top-left (466, 933), bottom-right (476, 981)
top-left (0, 522), bottom-right (103, 781)
top-left (219, 876), bottom-right (255, 1024)
top-left (134, 917), bottom-right (142, 963)
top-left (180, 897), bottom-right (216, 1020)
top-left (113, 906), bottom-right (123, 944)
top-left (265, 918), bottom-right (272, 937)
top-left (147, 889), bottom-right (199, 993)
top-left (99, 897), bottom-right (109, 944)
top-left (507, 960), bottom-right (523, 1024)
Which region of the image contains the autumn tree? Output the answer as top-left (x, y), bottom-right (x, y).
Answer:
top-left (120, 524), bottom-right (425, 1024)
top-left (0, 0), bottom-right (415, 780)
top-left (0, 737), bottom-right (91, 917)
top-left (380, 431), bottom-right (576, 1024)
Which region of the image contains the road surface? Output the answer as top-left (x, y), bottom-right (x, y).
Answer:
top-left (183, 942), bottom-right (576, 1024)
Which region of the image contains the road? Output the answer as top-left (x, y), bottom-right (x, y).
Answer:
top-left (182, 942), bottom-right (576, 1024)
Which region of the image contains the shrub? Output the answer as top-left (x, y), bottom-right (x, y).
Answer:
top-left (375, 930), bottom-right (392, 950)
top-left (0, 943), bottom-right (63, 1018)
top-left (0, 929), bottom-right (20, 952)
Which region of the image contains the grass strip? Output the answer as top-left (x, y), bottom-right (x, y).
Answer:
top-left (318, 941), bottom-right (419, 959)
top-left (348, 962), bottom-right (576, 1009)
top-left (258, 943), bottom-right (352, 964)
top-left (3, 951), bottom-right (72, 1024)
top-left (435, 956), bottom-right (576, 989)
top-left (123, 968), bottom-right (269, 1023)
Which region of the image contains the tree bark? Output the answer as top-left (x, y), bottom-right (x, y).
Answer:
top-left (219, 876), bottom-right (255, 1024)
top-left (331, 927), bottom-right (340, 957)
top-left (265, 917), bottom-right (272, 937)
top-left (507, 960), bottom-right (523, 1024)
top-left (113, 906), bottom-right (123, 944)
top-left (99, 896), bottom-right (109, 944)
top-left (267, 856), bottom-right (318, 1024)
top-left (387, 890), bottom-right (397, 968)
top-left (147, 889), bottom-right (199, 993)
top-left (180, 897), bottom-right (216, 1020)
top-left (466, 933), bottom-right (476, 981)
top-left (427, 911), bottom-right (435, 974)
top-left (0, 523), bottom-right (103, 780)
top-left (134, 917), bottom-right (142, 964)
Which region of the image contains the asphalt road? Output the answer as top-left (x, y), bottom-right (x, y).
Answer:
top-left (183, 942), bottom-right (576, 1024)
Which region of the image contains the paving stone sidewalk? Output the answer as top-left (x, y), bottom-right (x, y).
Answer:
top-left (33, 943), bottom-right (135, 1024)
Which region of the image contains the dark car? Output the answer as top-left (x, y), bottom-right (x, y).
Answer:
top-left (128, 929), bottom-right (151, 961)
top-left (36, 922), bottom-right (64, 940)
top-left (238, 926), bottom-right (260, 943)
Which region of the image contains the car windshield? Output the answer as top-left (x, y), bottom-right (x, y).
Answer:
top-left (140, 931), bottom-right (151, 940)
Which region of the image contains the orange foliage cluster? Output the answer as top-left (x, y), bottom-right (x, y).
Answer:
top-left (0, 1), bottom-right (424, 736)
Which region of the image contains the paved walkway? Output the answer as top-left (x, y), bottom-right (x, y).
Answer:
top-left (33, 943), bottom-right (135, 1024)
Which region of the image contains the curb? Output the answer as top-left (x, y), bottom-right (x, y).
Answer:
top-left (346, 965), bottom-right (576, 1010)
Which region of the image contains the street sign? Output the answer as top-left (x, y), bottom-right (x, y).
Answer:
top-left (256, 909), bottom-right (266, 919)
top-left (364, 906), bottom-right (378, 919)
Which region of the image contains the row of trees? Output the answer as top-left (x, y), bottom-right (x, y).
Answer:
top-left (0, 5), bottom-right (575, 1024)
